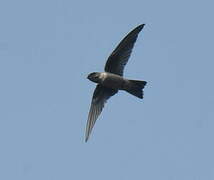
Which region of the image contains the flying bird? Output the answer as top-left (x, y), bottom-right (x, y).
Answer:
top-left (86, 24), bottom-right (147, 142)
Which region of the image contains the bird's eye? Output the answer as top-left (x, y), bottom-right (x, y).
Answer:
top-left (93, 74), bottom-right (98, 78)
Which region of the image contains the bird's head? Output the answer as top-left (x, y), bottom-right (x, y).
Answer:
top-left (87, 72), bottom-right (101, 83)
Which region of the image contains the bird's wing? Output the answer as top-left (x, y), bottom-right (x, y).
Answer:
top-left (104, 24), bottom-right (145, 76)
top-left (85, 84), bottom-right (118, 142)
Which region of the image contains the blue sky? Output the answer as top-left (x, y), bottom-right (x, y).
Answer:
top-left (0, 0), bottom-right (214, 179)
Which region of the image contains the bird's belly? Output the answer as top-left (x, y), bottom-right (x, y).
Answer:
top-left (102, 75), bottom-right (124, 89)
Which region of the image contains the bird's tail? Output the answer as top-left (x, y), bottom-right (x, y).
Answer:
top-left (126, 80), bottom-right (147, 99)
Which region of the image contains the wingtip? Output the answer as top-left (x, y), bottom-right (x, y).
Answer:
top-left (138, 24), bottom-right (145, 30)
top-left (132, 24), bottom-right (145, 33)
top-left (85, 133), bottom-right (89, 142)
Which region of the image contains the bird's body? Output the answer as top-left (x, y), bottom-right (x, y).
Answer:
top-left (101, 72), bottom-right (125, 89)
top-left (86, 24), bottom-right (147, 142)
top-left (89, 72), bottom-right (125, 90)
top-left (88, 72), bottom-right (146, 94)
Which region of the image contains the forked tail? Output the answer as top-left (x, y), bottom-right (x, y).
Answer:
top-left (126, 80), bottom-right (147, 99)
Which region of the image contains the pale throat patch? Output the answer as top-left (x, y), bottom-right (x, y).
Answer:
top-left (100, 72), bottom-right (107, 81)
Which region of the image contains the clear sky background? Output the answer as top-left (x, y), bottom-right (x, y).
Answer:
top-left (0, 0), bottom-right (213, 179)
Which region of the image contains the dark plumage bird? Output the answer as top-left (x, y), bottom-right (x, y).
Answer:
top-left (86, 24), bottom-right (147, 142)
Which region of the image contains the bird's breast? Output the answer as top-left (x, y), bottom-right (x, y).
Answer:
top-left (101, 73), bottom-right (125, 89)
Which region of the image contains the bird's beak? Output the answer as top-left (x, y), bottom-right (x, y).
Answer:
top-left (87, 74), bottom-right (90, 80)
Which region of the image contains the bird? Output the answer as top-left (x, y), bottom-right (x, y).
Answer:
top-left (85, 24), bottom-right (147, 142)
